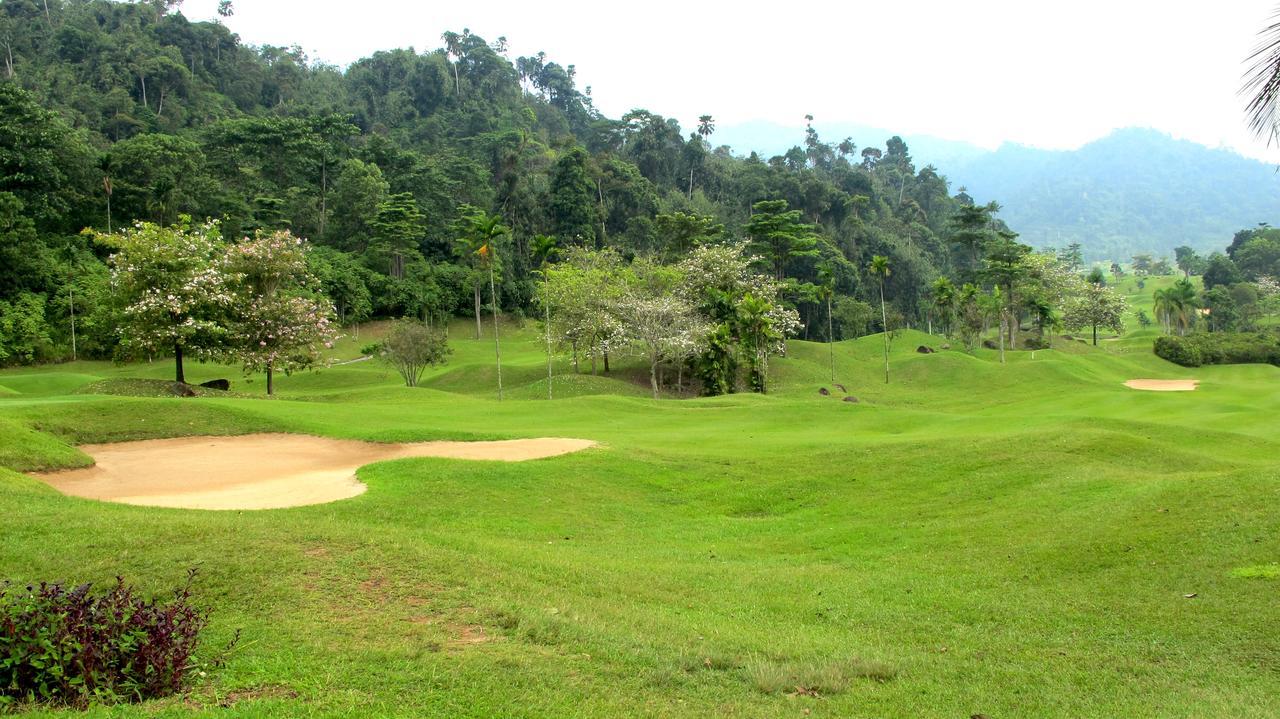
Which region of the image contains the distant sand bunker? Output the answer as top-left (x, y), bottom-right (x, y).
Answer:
top-left (33, 434), bottom-right (595, 511)
top-left (1124, 379), bottom-right (1199, 392)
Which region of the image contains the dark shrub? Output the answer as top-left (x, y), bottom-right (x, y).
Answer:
top-left (1154, 336), bottom-right (1203, 367)
top-left (0, 571), bottom-right (214, 708)
top-left (1154, 332), bottom-right (1280, 368)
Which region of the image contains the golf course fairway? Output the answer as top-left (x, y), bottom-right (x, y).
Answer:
top-left (2, 315), bottom-right (1277, 718)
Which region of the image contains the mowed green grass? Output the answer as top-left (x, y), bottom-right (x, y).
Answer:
top-left (2, 294), bottom-right (1279, 717)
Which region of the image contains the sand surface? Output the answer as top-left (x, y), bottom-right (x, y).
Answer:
top-left (33, 434), bottom-right (595, 511)
top-left (1124, 379), bottom-right (1199, 392)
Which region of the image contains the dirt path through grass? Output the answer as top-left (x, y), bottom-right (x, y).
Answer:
top-left (32, 434), bottom-right (595, 510)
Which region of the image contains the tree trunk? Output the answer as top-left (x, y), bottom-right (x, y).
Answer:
top-left (544, 281), bottom-right (553, 400)
top-left (603, 349), bottom-right (610, 373)
top-left (473, 282), bottom-right (482, 339)
top-left (319, 160), bottom-right (327, 238)
top-left (649, 351), bottom-right (659, 400)
top-left (105, 190), bottom-right (112, 233)
top-left (490, 267), bottom-right (503, 401)
top-left (174, 342), bottom-right (185, 384)
top-left (139, 73), bottom-right (147, 111)
top-left (267, 363), bottom-right (274, 396)
top-left (879, 282), bottom-right (889, 384)
top-left (69, 282), bottom-right (76, 361)
top-left (572, 340), bottom-right (579, 373)
top-left (827, 294), bottom-right (835, 382)
top-left (1092, 323), bottom-right (1098, 346)
top-left (1007, 286), bottom-right (1017, 350)
top-left (998, 312), bottom-right (1006, 364)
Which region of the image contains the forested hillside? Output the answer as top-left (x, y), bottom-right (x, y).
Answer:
top-left (953, 129), bottom-right (1280, 259)
top-left (718, 123), bottom-right (1280, 262)
top-left (2, 0), bottom-right (1007, 368)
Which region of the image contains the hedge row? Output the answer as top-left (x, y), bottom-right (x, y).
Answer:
top-left (1153, 332), bottom-right (1280, 367)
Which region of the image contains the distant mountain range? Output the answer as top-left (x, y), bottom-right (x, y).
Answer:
top-left (713, 122), bottom-right (1280, 260)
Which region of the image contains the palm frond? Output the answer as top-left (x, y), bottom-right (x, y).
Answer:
top-left (1242, 9), bottom-right (1280, 144)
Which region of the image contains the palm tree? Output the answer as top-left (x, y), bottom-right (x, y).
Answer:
top-left (817, 263), bottom-right (836, 382)
top-left (697, 114), bottom-right (715, 140)
top-left (1244, 9), bottom-right (1280, 144)
top-left (532, 234), bottom-right (559, 400)
top-left (869, 255), bottom-right (892, 383)
top-left (441, 31), bottom-right (463, 94)
top-left (737, 293), bottom-right (776, 393)
top-left (1169, 278), bottom-right (1198, 335)
top-left (1153, 287), bottom-right (1174, 334)
top-left (930, 276), bottom-right (956, 337)
top-left (458, 206), bottom-right (509, 400)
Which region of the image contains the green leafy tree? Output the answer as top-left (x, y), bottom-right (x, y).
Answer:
top-left (1174, 246), bottom-right (1201, 277)
top-left (1063, 281), bottom-right (1128, 345)
top-left (981, 232), bottom-right (1031, 357)
top-left (380, 319), bottom-right (451, 387)
top-left (654, 211), bottom-right (723, 259)
top-left (745, 199), bottom-right (818, 281)
top-left (1202, 252), bottom-right (1243, 290)
top-left (369, 192), bottom-right (425, 277)
top-left (1201, 286), bottom-right (1240, 332)
top-left (326, 159), bottom-right (389, 253)
top-left (548, 147), bottom-right (598, 247)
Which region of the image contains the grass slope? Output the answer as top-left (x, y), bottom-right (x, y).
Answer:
top-left (1, 298), bottom-right (1277, 717)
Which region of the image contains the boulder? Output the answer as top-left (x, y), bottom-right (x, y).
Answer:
top-left (983, 339), bottom-right (999, 350)
top-left (818, 387), bottom-right (830, 396)
top-left (199, 379), bottom-right (231, 391)
top-left (170, 382), bottom-right (197, 398)
top-left (940, 343), bottom-right (951, 350)
top-left (834, 383), bottom-right (847, 393)
top-left (842, 395), bottom-right (859, 403)
top-left (916, 345), bottom-right (935, 354)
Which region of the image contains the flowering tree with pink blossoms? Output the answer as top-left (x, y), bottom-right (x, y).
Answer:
top-left (225, 230), bottom-right (337, 395)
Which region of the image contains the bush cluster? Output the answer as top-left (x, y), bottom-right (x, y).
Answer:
top-left (1153, 332), bottom-right (1280, 367)
top-left (0, 571), bottom-right (211, 708)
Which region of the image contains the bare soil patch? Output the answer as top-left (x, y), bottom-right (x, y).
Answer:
top-left (32, 434), bottom-right (595, 511)
top-left (1124, 379), bottom-right (1199, 392)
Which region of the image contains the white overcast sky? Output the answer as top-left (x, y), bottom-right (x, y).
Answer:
top-left (181, 0), bottom-right (1280, 161)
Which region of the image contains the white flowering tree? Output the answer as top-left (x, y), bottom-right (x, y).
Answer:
top-left (617, 259), bottom-right (708, 399)
top-left (94, 219), bottom-right (236, 384)
top-left (225, 230), bottom-right (338, 395)
top-left (1062, 280), bottom-right (1128, 346)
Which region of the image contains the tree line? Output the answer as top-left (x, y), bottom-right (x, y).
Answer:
top-left (0, 0), bottom-right (1201, 392)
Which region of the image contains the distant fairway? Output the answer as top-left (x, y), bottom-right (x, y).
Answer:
top-left (2, 285), bottom-right (1278, 717)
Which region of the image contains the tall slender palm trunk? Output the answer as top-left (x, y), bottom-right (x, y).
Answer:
top-left (879, 282), bottom-right (889, 384)
top-left (473, 282), bottom-right (482, 340)
top-left (489, 267), bottom-right (502, 401)
top-left (544, 277), bottom-right (553, 400)
top-left (827, 294), bottom-right (835, 383)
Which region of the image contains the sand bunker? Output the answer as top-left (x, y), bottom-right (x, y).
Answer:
top-left (1124, 379), bottom-right (1199, 392)
top-left (32, 434), bottom-right (595, 511)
